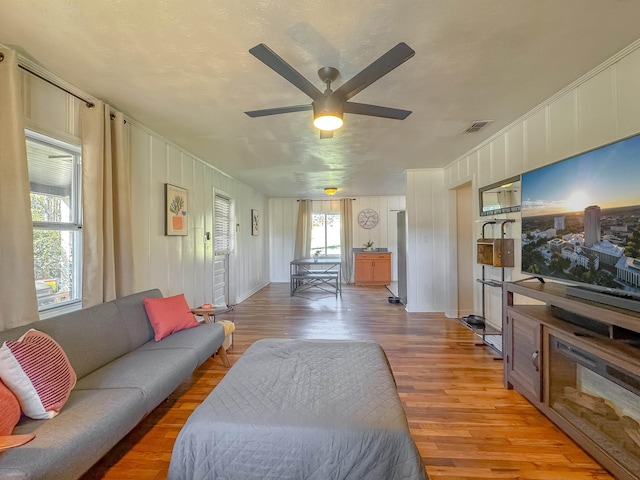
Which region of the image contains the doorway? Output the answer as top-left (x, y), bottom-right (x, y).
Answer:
top-left (456, 183), bottom-right (474, 317)
top-left (213, 191), bottom-right (233, 307)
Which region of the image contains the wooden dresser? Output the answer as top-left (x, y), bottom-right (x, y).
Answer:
top-left (354, 252), bottom-right (391, 286)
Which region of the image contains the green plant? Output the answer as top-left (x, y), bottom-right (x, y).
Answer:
top-left (363, 240), bottom-right (374, 248)
top-left (314, 249), bottom-right (322, 256)
top-left (169, 195), bottom-right (184, 215)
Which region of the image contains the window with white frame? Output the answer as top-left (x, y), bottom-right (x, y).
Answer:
top-left (26, 131), bottom-right (82, 311)
top-left (311, 213), bottom-right (341, 256)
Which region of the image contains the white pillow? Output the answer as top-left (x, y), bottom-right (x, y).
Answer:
top-left (0, 329), bottom-right (76, 419)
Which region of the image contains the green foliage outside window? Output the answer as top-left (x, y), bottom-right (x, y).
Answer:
top-left (311, 213), bottom-right (341, 255)
top-left (31, 194), bottom-right (72, 294)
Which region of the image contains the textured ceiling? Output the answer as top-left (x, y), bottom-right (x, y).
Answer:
top-left (2, 0), bottom-right (640, 198)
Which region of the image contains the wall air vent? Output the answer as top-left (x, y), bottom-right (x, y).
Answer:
top-left (462, 120), bottom-right (493, 134)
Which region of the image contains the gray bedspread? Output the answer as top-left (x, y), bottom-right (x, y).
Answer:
top-left (169, 338), bottom-right (427, 480)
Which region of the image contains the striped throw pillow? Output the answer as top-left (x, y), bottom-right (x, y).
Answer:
top-left (0, 329), bottom-right (76, 420)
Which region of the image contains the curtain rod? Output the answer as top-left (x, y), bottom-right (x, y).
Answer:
top-left (18, 64), bottom-right (95, 108)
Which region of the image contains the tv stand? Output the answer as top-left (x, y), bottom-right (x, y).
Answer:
top-left (503, 281), bottom-right (640, 480)
top-left (566, 285), bottom-right (640, 313)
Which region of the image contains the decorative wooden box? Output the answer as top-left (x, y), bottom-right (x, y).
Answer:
top-left (476, 238), bottom-right (514, 267)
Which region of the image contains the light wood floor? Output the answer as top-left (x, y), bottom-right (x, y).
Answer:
top-left (82, 283), bottom-right (613, 480)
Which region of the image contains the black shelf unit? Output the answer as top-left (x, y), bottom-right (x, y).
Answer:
top-left (458, 219), bottom-right (515, 354)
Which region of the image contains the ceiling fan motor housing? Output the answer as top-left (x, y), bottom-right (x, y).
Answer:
top-left (313, 94), bottom-right (344, 119)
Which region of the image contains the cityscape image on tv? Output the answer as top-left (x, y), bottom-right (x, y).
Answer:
top-left (521, 134), bottom-right (640, 294)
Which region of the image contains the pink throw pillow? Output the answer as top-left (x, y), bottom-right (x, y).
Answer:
top-left (0, 329), bottom-right (77, 420)
top-left (0, 379), bottom-right (21, 435)
top-left (143, 294), bottom-right (200, 342)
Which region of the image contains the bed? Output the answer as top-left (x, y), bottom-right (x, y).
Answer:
top-left (169, 338), bottom-right (427, 480)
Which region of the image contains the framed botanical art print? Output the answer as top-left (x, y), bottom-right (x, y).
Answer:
top-left (165, 183), bottom-right (188, 236)
top-left (251, 209), bottom-right (259, 236)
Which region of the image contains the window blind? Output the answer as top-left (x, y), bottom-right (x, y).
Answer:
top-left (214, 194), bottom-right (232, 253)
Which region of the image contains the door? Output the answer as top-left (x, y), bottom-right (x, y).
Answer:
top-left (213, 192), bottom-right (232, 307)
top-left (355, 256), bottom-right (374, 284)
top-left (212, 254), bottom-right (228, 307)
top-left (506, 310), bottom-right (542, 404)
top-left (372, 254), bottom-right (392, 283)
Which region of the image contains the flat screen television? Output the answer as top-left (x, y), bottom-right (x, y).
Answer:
top-left (521, 133), bottom-right (640, 305)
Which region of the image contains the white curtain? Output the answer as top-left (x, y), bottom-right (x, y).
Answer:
top-left (0, 49), bottom-right (39, 329)
top-left (340, 198), bottom-right (354, 284)
top-left (497, 190), bottom-right (517, 208)
top-left (80, 102), bottom-right (135, 307)
top-left (294, 199), bottom-right (312, 259)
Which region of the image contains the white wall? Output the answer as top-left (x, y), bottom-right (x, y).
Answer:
top-left (456, 183), bottom-right (474, 318)
top-left (268, 198), bottom-right (300, 283)
top-left (19, 64), bottom-right (269, 310)
top-left (129, 123), bottom-right (269, 308)
top-left (405, 170), bottom-right (448, 312)
top-left (430, 40), bottom-right (640, 325)
top-left (22, 71), bottom-right (83, 144)
top-left (269, 196), bottom-right (405, 283)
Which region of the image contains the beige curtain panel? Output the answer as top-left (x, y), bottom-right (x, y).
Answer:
top-left (81, 102), bottom-right (134, 307)
top-left (294, 199), bottom-right (312, 259)
top-left (0, 49), bottom-right (39, 330)
top-left (340, 198), bottom-right (354, 284)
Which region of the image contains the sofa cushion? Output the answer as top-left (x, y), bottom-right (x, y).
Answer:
top-left (138, 322), bottom-right (226, 366)
top-left (0, 330), bottom-right (76, 420)
top-left (1, 388), bottom-right (147, 480)
top-left (0, 289), bottom-right (163, 381)
top-left (10, 301), bottom-right (132, 380)
top-left (0, 379), bottom-right (20, 435)
top-left (74, 348), bottom-right (199, 414)
top-left (116, 288), bottom-right (162, 349)
top-left (143, 294), bottom-right (200, 341)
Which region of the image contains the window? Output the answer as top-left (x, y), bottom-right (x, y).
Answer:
top-left (311, 213), bottom-right (341, 256)
top-left (213, 193), bottom-right (233, 253)
top-left (26, 131), bottom-right (82, 311)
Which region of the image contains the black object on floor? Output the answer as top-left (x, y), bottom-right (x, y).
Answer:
top-left (462, 314), bottom-right (485, 327)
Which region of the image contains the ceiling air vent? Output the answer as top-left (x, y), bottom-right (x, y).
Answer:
top-left (462, 120), bottom-right (493, 134)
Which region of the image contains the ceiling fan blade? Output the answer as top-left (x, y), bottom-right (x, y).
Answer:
top-left (244, 104), bottom-right (313, 118)
top-left (334, 43), bottom-right (415, 101)
top-left (319, 130), bottom-right (334, 139)
top-left (343, 102), bottom-right (412, 120)
top-left (249, 44), bottom-right (323, 100)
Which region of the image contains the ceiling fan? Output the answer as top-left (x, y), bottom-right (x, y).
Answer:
top-left (244, 42), bottom-right (415, 138)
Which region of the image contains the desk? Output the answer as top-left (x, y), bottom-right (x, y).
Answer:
top-left (290, 258), bottom-right (342, 297)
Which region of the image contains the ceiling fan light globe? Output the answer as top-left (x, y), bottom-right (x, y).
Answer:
top-left (313, 115), bottom-right (343, 131)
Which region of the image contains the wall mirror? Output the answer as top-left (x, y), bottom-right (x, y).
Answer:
top-left (479, 176), bottom-right (521, 216)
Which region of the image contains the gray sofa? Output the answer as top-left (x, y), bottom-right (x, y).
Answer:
top-left (0, 288), bottom-right (227, 480)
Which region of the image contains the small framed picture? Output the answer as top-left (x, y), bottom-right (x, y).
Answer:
top-left (251, 209), bottom-right (259, 236)
top-left (165, 184), bottom-right (188, 236)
